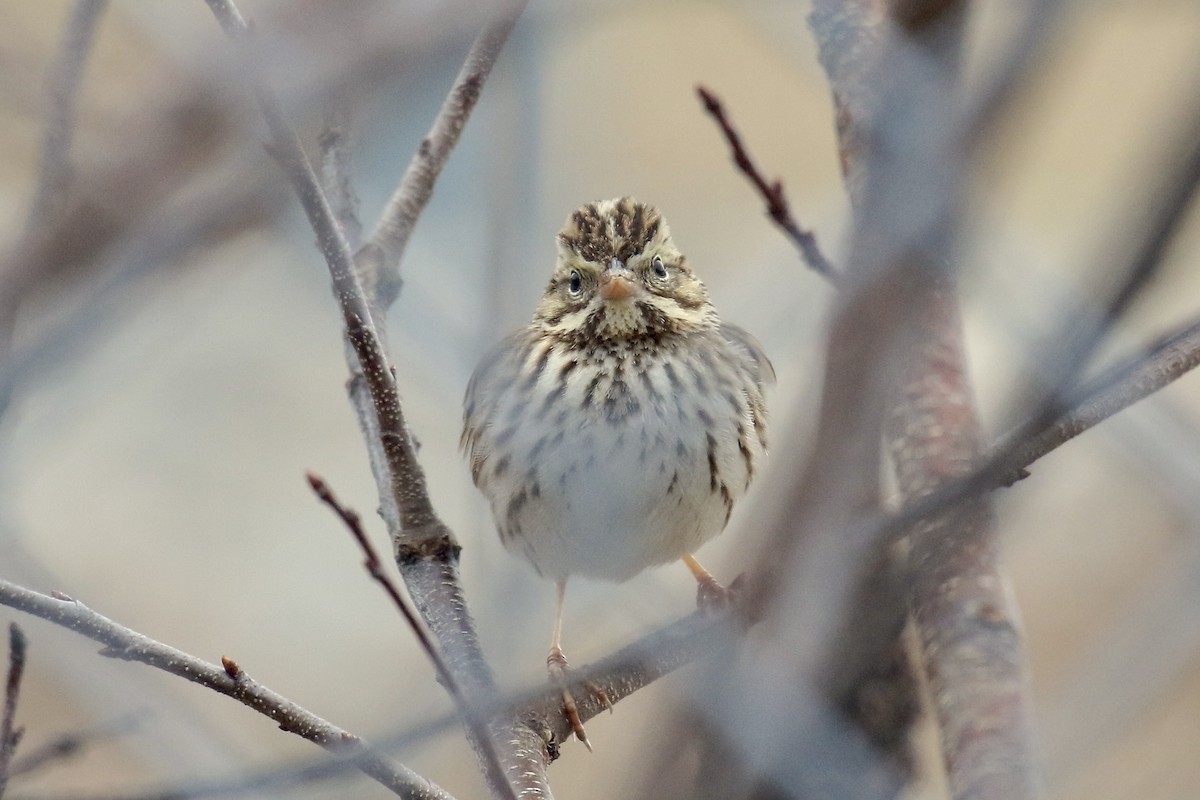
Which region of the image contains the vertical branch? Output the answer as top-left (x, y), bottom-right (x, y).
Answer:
top-left (0, 623), bottom-right (28, 798)
top-left (24, 0), bottom-right (109, 232)
top-left (809, 2), bottom-right (1046, 798)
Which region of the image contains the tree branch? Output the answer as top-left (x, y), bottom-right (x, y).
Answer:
top-left (0, 580), bottom-right (454, 800)
top-left (807, 2), bottom-right (1047, 797)
top-left (201, 2), bottom-right (545, 796)
top-left (696, 84), bottom-right (839, 281)
top-left (359, 0), bottom-right (529, 310)
top-left (997, 315), bottom-right (1200, 480)
top-left (24, 0), bottom-right (108, 232)
top-left (306, 473), bottom-right (513, 797)
top-left (318, 107), bottom-right (363, 251)
top-left (5, 714), bottom-right (142, 781)
top-left (0, 623), bottom-right (28, 798)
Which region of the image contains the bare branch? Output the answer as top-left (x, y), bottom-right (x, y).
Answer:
top-left (0, 580), bottom-right (454, 800)
top-left (6, 714), bottom-right (142, 780)
top-left (201, 3), bottom-right (544, 796)
top-left (319, 108), bottom-right (363, 250)
top-left (805, 2), bottom-right (1046, 797)
top-left (24, 0), bottom-right (109, 231)
top-left (306, 473), bottom-right (514, 798)
top-left (999, 315), bottom-right (1200, 480)
top-left (360, 0), bottom-right (529, 310)
top-left (0, 623), bottom-right (28, 797)
top-left (696, 85), bottom-right (839, 281)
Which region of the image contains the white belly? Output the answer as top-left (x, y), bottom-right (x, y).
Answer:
top-left (475, 340), bottom-right (761, 581)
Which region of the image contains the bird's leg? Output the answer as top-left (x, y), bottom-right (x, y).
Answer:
top-left (546, 579), bottom-right (610, 751)
top-left (683, 553), bottom-right (737, 611)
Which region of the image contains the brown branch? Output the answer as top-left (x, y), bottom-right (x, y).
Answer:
top-left (696, 85), bottom-right (839, 281)
top-left (359, 0), bottom-right (529, 310)
top-left (806, 2), bottom-right (1047, 798)
top-left (0, 580), bottom-right (454, 800)
top-left (24, 0), bottom-right (109, 231)
top-left (0, 623), bottom-right (28, 798)
top-left (305, 473), bottom-right (514, 797)
top-left (307, 473), bottom-right (446, 682)
top-left (201, 3), bottom-right (545, 797)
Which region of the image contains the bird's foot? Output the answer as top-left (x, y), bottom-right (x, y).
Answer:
top-left (696, 572), bottom-right (746, 614)
top-left (547, 647), bottom-right (611, 751)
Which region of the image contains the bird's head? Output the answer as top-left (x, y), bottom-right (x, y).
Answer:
top-left (532, 198), bottom-right (717, 344)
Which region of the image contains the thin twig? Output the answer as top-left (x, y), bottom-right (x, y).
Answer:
top-left (6, 713), bottom-right (142, 779)
top-left (307, 473), bottom-right (445, 680)
top-left (360, 0), bottom-right (529, 309)
top-left (997, 315), bottom-right (1200, 480)
top-left (696, 85), bottom-right (838, 281)
top-left (24, 0), bottom-right (108, 231)
top-left (306, 473), bottom-right (515, 798)
top-left (0, 623), bottom-right (28, 797)
top-left (201, 3), bottom-right (536, 796)
top-left (0, 580), bottom-right (453, 800)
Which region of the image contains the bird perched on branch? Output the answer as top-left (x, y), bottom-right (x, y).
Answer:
top-left (462, 197), bottom-right (772, 748)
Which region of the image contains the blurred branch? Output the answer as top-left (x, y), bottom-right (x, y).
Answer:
top-left (806, 2), bottom-right (1046, 798)
top-left (6, 714), bottom-right (142, 780)
top-left (0, 624), bottom-right (28, 798)
top-left (695, 85), bottom-right (838, 281)
top-left (201, 2), bottom-right (545, 797)
top-left (319, 107), bottom-right (363, 250)
top-left (998, 315), bottom-right (1200, 480)
top-left (23, 0), bottom-right (109, 232)
top-left (359, 0), bottom-right (529, 310)
top-left (0, 580), bottom-right (454, 800)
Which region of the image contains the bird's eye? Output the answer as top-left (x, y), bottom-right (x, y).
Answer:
top-left (567, 270), bottom-right (582, 296)
top-left (652, 256), bottom-right (668, 279)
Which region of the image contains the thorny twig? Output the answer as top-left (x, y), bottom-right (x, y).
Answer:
top-left (696, 85), bottom-right (838, 281)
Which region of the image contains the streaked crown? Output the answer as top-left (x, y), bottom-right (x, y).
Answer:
top-left (535, 198), bottom-right (716, 343)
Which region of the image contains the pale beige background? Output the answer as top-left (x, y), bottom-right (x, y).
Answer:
top-left (2, 2), bottom-right (1200, 798)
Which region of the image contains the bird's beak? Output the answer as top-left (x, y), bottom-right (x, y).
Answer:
top-left (599, 259), bottom-right (637, 301)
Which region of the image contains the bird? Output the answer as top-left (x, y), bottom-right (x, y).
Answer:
top-left (461, 197), bottom-right (772, 748)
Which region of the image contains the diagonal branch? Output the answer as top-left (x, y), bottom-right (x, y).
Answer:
top-left (306, 473), bottom-right (512, 797)
top-left (358, 0), bottom-right (529, 310)
top-left (696, 85), bottom-right (839, 281)
top-left (0, 580), bottom-right (452, 800)
top-left (201, 3), bottom-right (544, 797)
top-left (997, 315), bottom-right (1200, 480)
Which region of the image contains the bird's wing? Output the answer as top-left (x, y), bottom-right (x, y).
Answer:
top-left (460, 330), bottom-right (528, 484)
top-left (720, 323), bottom-right (776, 389)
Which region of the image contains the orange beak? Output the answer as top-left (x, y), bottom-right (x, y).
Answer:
top-left (598, 272), bottom-right (636, 301)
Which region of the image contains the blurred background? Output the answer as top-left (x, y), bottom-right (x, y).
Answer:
top-left (1, 1), bottom-right (1200, 798)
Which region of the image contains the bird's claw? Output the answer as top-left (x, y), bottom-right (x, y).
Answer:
top-left (696, 572), bottom-right (745, 614)
top-left (547, 648), bottom-right (608, 751)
